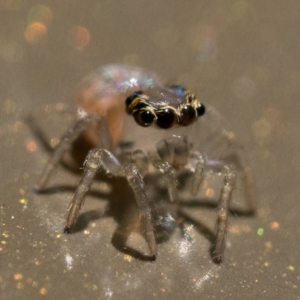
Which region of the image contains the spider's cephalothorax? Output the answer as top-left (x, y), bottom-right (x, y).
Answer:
top-left (125, 85), bottom-right (206, 129)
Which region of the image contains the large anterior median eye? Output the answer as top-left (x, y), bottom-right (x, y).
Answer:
top-left (133, 108), bottom-right (155, 127)
top-left (156, 108), bottom-right (177, 129)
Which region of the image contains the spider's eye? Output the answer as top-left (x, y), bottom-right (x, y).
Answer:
top-left (134, 109), bottom-right (155, 127)
top-left (179, 105), bottom-right (196, 126)
top-left (196, 103), bottom-right (205, 117)
top-left (156, 108), bottom-right (177, 129)
top-left (169, 85), bottom-right (186, 97)
top-left (125, 91), bottom-right (144, 113)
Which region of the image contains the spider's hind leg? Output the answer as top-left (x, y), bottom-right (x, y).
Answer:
top-left (211, 166), bottom-right (236, 264)
top-left (202, 106), bottom-right (256, 215)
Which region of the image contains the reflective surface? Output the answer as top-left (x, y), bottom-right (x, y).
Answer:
top-left (1, 1), bottom-right (300, 299)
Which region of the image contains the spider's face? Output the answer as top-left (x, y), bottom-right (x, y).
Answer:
top-left (125, 85), bottom-right (205, 129)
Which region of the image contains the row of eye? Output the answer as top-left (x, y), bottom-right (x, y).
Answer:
top-left (126, 90), bottom-right (205, 129)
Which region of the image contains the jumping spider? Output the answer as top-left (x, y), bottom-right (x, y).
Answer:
top-left (35, 65), bottom-right (255, 263)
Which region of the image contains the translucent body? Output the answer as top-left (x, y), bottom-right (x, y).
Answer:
top-left (36, 64), bottom-right (255, 263)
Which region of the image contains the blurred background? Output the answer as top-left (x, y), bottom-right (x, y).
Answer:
top-left (0, 0), bottom-right (299, 299)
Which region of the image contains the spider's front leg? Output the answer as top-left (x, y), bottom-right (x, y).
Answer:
top-left (211, 166), bottom-right (236, 263)
top-left (65, 148), bottom-right (122, 232)
top-left (35, 113), bottom-right (99, 191)
top-left (125, 164), bottom-right (156, 259)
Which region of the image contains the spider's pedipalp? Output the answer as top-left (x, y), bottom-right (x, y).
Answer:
top-left (152, 160), bottom-right (178, 202)
top-left (125, 164), bottom-right (156, 259)
top-left (190, 153), bottom-right (207, 196)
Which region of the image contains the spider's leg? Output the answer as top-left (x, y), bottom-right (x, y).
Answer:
top-left (125, 164), bottom-right (156, 259)
top-left (65, 148), bottom-right (122, 232)
top-left (189, 152), bottom-right (207, 196)
top-left (202, 106), bottom-right (256, 214)
top-left (211, 166), bottom-right (236, 263)
top-left (233, 147), bottom-right (256, 214)
top-left (152, 160), bottom-right (178, 202)
top-left (35, 114), bottom-right (98, 191)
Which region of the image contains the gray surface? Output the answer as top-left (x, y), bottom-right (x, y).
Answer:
top-left (1, 1), bottom-right (300, 299)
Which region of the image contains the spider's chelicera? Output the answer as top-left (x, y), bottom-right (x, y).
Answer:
top-left (35, 65), bottom-right (255, 264)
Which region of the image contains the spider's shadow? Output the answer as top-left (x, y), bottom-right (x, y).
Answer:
top-left (36, 178), bottom-right (254, 262)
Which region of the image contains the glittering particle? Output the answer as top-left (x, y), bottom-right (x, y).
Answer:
top-left (257, 228), bottom-right (264, 236)
top-left (40, 287), bottom-right (47, 295)
top-left (28, 5), bottom-right (53, 26)
top-left (194, 273), bottom-right (212, 289)
top-left (123, 255), bottom-right (132, 262)
top-left (69, 26), bottom-right (91, 50)
top-left (50, 138), bottom-right (59, 148)
top-left (270, 221), bottom-right (280, 230)
top-left (287, 265), bottom-right (295, 272)
top-left (65, 253), bottom-right (74, 270)
top-left (2, 231), bottom-right (9, 238)
top-left (264, 261), bottom-right (270, 267)
top-left (19, 198), bottom-right (28, 205)
top-left (265, 241), bottom-right (272, 249)
top-left (32, 281), bottom-right (38, 287)
top-left (104, 288), bottom-right (113, 298)
top-left (205, 188), bottom-right (215, 198)
top-left (24, 22), bottom-right (47, 44)
top-left (14, 273), bottom-right (23, 280)
top-left (129, 77), bottom-right (138, 87)
top-left (1, 241), bottom-right (7, 245)
top-left (178, 238), bottom-right (192, 257)
top-left (16, 282), bottom-right (24, 289)
top-left (92, 285), bottom-right (98, 291)
top-left (178, 225), bottom-right (194, 257)
top-left (34, 260), bottom-right (40, 266)
top-left (26, 140), bottom-right (37, 152)
top-left (83, 230), bottom-right (90, 235)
